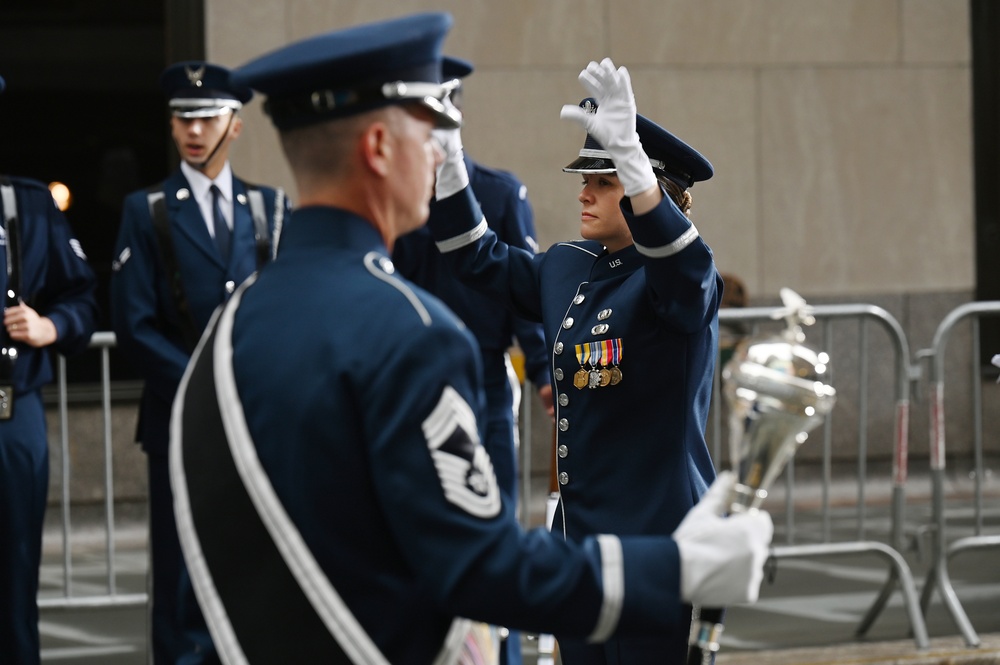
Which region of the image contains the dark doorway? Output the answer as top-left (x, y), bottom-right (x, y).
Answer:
top-left (972, 0), bottom-right (1000, 372)
top-left (0, 1), bottom-right (203, 385)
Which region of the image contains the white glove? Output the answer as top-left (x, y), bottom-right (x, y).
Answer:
top-left (432, 100), bottom-right (469, 200)
top-left (559, 58), bottom-right (657, 198)
top-left (673, 471), bottom-right (774, 607)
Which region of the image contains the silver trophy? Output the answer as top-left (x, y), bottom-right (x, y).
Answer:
top-left (688, 288), bottom-right (837, 665)
top-left (723, 288), bottom-right (837, 511)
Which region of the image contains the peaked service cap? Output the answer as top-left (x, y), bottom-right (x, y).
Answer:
top-left (160, 61), bottom-right (252, 119)
top-left (232, 12), bottom-right (462, 130)
top-left (562, 98), bottom-right (713, 188)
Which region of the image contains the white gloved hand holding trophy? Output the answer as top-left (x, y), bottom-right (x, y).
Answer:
top-left (559, 58), bottom-right (658, 198)
top-left (673, 471), bottom-right (774, 607)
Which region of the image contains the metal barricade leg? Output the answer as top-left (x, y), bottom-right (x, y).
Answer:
top-left (926, 558), bottom-right (980, 647)
top-left (855, 567), bottom-right (897, 639)
top-left (771, 542), bottom-right (929, 649)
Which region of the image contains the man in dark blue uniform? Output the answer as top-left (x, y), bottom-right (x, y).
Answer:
top-left (168, 13), bottom-right (773, 665)
top-left (110, 61), bottom-right (289, 664)
top-left (393, 56), bottom-right (552, 665)
top-left (0, 73), bottom-right (99, 665)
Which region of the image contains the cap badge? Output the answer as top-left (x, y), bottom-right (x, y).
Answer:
top-left (582, 99), bottom-right (597, 113)
top-left (185, 65), bottom-right (206, 88)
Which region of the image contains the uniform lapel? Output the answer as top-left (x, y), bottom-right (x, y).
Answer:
top-left (231, 178), bottom-right (253, 269)
top-left (164, 170), bottom-right (225, 267)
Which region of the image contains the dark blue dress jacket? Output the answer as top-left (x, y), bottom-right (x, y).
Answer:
top-left (111, 167), bottom-right (286, 455)
top-left (176, 206), bottom-right (691, 664)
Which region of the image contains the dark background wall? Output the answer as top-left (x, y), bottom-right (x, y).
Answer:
top-left (0, 0), bottom-right (207, 383)
top-left (972, 0), bottom-right (1000, 370)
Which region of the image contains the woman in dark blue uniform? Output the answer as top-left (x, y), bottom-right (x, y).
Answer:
top-left (428, 58), bottom-right (722, 663)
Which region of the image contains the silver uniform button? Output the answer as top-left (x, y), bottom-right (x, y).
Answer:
top-left (558, 472), bottom-right (569, 485)
top-left (573, 294), bottom-right (585, 305)
top-left (225, 280), bottom-right (236, 294)
top-left (557, 444), bottom-right (569, 458)
top-left (558, 418), bottom-right (569, 432)
top-left (554, 368), bottom-right (564, 381)
top-left (554, 342), bottom-right (564, 355)
top-left (591, 323), bottom-right (610, 335)
top-left (558, 393), bottom-right (569, 407)
top-left (598, 308), bottom-right (613, 321)
top-left (563, 317), bottom-right (574, 329)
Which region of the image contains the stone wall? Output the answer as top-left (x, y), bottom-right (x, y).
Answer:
top-left (211, 0), bottom-right (973, 301)
top-left (49, 1), bottom-right (990, 510)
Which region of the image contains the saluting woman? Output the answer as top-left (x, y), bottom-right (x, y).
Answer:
top-left (428, 58), bottom-right (724, 663)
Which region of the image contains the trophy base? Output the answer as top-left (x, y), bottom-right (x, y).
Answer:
top-left (729, 483), bottom-right (767, 512)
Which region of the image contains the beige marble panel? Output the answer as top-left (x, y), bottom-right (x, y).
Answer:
top-left (206, 0), bottom-right (289, 66)
top-left (627, 69), bottom-right (760, 289)
top-left (610, 0), bottom-right (899, 65)
top-left (902, 0), bottom-right (970, 64)
top-left (284, 0), bottom-right (605, 66)
top-left (207, 0), bottom-right (294, 195)
top-left (206, 0), bottom-right (974, 304)
top-left (459, 70), bottom-right (593, 249)
top-left (228, 100), bottom-right (296, 201)
top-left (759, 67), bottom-right (973, 297)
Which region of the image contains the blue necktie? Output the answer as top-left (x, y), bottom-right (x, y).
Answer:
top-left (211, 185), bottom-right (230, 263)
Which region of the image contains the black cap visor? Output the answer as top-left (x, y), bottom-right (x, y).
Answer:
top-left (383, 79), bottom-right (462, 128)
top-left (563, 148), bottom-right (669, 176)
top-left (265, 78), bottom-right (461, 130)
top-left (562, 153), bottom-right (616, 174)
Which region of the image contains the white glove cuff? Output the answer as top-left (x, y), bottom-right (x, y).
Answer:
top-left (609, 138), bottom-right (657, 198)
top-left (435, 151), bottom-right (469, 200)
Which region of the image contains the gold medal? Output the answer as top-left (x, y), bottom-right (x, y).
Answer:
top-left (574, 343), bottom-right (593, 390)
top-left (599, 368), bottom-right (612, 386)
top-left (608, 338), bottom-right (623, 385)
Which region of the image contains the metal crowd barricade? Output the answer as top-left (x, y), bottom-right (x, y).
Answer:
top-left (713, 304), bottom-right (928, 649)
top-left (916, 301), bottom-right (1000, 648)
top-left (39, 331), bottom-right (147, 611)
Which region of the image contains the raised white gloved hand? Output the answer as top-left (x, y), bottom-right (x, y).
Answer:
top-left (673, 471), bottom-right (774, 607)
top-left (432, 99), bottom-right (469, 200)
top-left (559, 58), bottom-right (657, 198)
